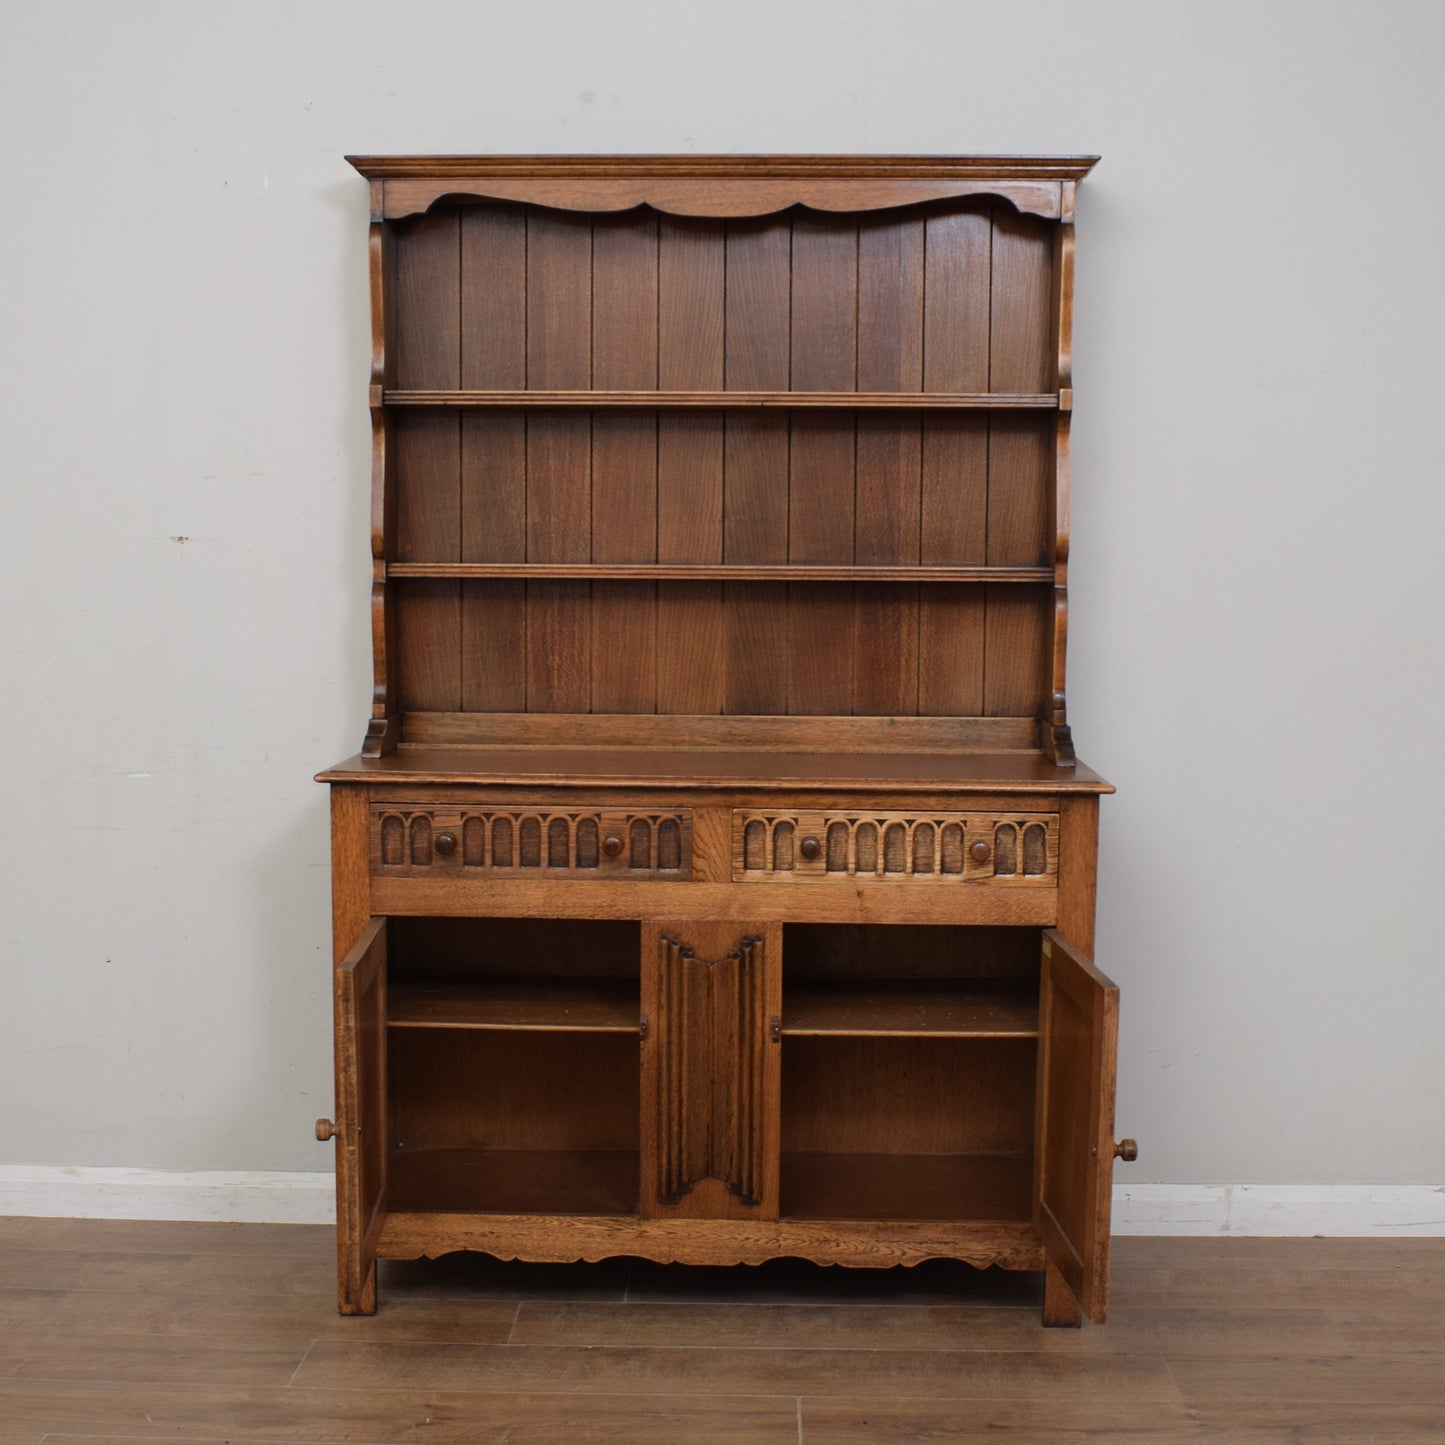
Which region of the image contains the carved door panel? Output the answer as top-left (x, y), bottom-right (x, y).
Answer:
top-left (640, 922), bottom-right (781, 1220)
top-left (333, 917), bottom-right (388, 1313)
top-left (1035, 928), bottom-right (1121, 1324)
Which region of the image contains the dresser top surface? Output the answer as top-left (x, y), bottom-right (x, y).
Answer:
top-left (317, 747), bottom-right (1112, 795)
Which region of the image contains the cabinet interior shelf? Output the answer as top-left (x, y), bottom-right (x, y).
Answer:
top-left (388, 1146), bottom-right (638, 1216)
top-left (387, 562), bottom-right (1055, 583)
top-left (388, 977), bottom-right (639, 1033)
top-left (780, 1151), bottom-right (1033, 1222)
top-left (782, 980), bottom-right (1039, 1038)
top-left (383, 388), bottom-right (1062, 410)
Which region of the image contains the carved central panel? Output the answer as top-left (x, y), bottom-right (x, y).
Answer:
top-left (654, 931), bottom-right (768, 1208)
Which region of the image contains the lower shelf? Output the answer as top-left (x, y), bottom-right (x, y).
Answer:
top-left (388, 1147), bottom-right (639, 1216)
top-left (780, 1152), bottom-right (1033, 1223)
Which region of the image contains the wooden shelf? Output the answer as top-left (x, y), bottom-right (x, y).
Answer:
top-left (389, 977), bottom-right (639, 1033)
top-left (383, 389), bottom-right (1061, 410)
top-left (388, 1147), bottom-right (638, 1216)
top-left (386, 562), bottom-right (1054, 583)
top-left (780, 1152), bottom-right (1033, 1222)
top-left (782, 981), bottom-right (1039, 1039)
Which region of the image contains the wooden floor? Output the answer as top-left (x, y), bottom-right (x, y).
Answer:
top-left (0, 1219), bottom-right (1442, 1442)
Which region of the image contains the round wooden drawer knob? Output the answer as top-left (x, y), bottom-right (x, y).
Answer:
top-left (799, 836), bottom-right (821, 861)
top-left (603, 835), bottom-right (623, 857)
top-left (434, 832), bottom-right (457, 856)
top-left (315, 1118), bottom-right (338, 1142)
top-left (1115, 1139), bottom-right (1138, 1162)
top-left (969, 840), bottom-right (991, 863)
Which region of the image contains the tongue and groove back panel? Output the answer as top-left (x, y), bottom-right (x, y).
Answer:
top-left (386, 199), bottom-right (1057, 721)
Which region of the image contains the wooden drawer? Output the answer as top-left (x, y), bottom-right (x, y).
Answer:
top-left (372, 805), bottom-right (692, 880)
top-left (732, 810), bottom-right (1058, 885)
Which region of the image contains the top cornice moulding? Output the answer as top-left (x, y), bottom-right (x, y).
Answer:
top-left (345, 154), bottom-right (1101, 179)
top-left (346, 154), bottom-right (1101, 222)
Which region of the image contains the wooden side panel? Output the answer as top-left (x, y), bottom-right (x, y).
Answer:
top-left (919, 206), bottom-right (990, 714)
top-left (364, 215), bottom-right (400, 757)
top-left (656, 219), bottom-right (726, 713)
top-left (722, 219), bottom-right (791, 714)
top-left (641, 922), bottom-right (780, 1220)
top-left (460, 205), bottom-right (527, 713)
top-left (788, 215), bottom-right (856, 714)
top-left (854, 213), bottom-right (923, 715)
top-left (1036, 928), bottom-right (1119, 1324)
top-left (1044, 192), bottom-right (1078, 763)
top-left (591, 212), bottom-right (660, 713)
top-left (526, 211), bottom-right (592, 711)
top-left (335, 916), bottom-right (387, 1315)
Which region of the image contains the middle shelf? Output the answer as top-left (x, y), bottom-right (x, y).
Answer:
top-left (389, 977), bottom-right (640, 1034)
top-left (383, 389), bottom-right (1063, 410)
top-left (387, 974), bottom-right (1039, 1040)
top-left (782, 980), bottom-right (1039, 1039)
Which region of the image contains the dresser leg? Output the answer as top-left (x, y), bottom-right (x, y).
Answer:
top-left (339, 1258), bottom-right (377, 1316)
top-left (1043, 1259), bottom-right (1082, 1327)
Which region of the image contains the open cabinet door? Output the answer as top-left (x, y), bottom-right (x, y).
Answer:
top-left (334, 917), bottom-right (387, 1314)
top-left (1035, 928), bottom-right (1120, 1324)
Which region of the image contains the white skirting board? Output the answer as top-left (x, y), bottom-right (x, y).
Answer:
top-left (0, 1167), bottom-right (336, 1225)
top-left (1, 1168), bottom-right (1444, 1234)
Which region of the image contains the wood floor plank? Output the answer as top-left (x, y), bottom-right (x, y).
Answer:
top-left (0, 1330), bottom-right (307, 1388)
top-left (1108, 1270), bottom-right (1443, 1313)
top-left (0, 1286), bottom-right (517, 1343)
top-left (0, 1381), bottom-right (798, 1443)
top-left (1189, 1402), bottom-right (1445, 1440)
top-left (292, 1338), bottom-right (1181, 1401)
top-left (1113, 1235), bottom-right (1445, 1270)
top-left (512, 1299), bottom-right (1390, 1357)
top-left (1165, 1351), bottom-right (1445, 1407)
top-left (799, 1398), bottom-right (1291, 1441)
top-left (623, 1258), bottom-right (1040, 1306)
top-left (0, 1248), bottom-right (332, 1298)
top-left (0, 1221), bottom-right (1441, 1444)
top-left (0, 1218), bottom-right (330, 1257)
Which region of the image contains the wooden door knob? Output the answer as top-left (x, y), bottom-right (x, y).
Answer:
top-left (1114, 1139), bottom-right (1138, 1161)
top-left (603, 834), bottom-right (623, 857)
top-left (316, 1118), bottom-right (338, 1142)
top-left (799, 836), bottom-right (821, 861)
top-left (969, 840), bottom-right (991, 863)
top-left (434, 832), bottom-right (457, 856)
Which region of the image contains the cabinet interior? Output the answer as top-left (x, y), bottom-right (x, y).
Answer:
top-left (781, 924), bottom-right (1039, 1222)
top-left (385, 918), bottom-right (642, 1216)
top-left (381, 918), bottom-right (1043, 1222)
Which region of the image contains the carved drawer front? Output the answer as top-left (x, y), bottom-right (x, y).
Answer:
top-left (372, 806), bottom-right (692, 880)
top-left (731, 810), bottom-right (1058, 884)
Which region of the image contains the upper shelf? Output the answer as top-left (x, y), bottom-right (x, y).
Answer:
top-left (347, 154), bottom-right (1100, 222)
top-left (386, 563), bottom-right (1054, 583)
top-left (383, 389), bottom-right (1063, 410)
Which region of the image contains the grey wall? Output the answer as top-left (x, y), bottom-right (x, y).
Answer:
top-left (2, 0), bottom-right (1440, 1184)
